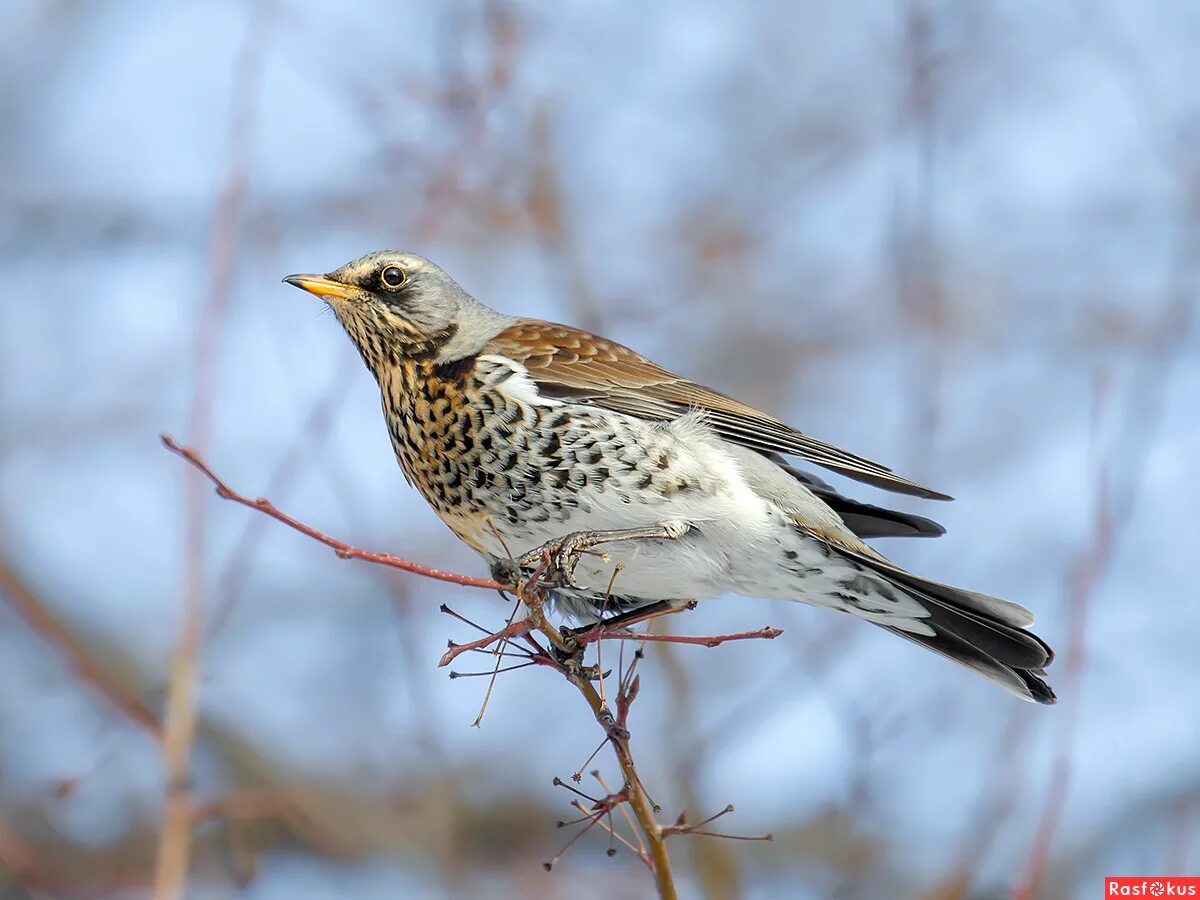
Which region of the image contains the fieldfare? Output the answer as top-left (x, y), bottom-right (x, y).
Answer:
top-left (285, 251), bottom-right (1055, 703)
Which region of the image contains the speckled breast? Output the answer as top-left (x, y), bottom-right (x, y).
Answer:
top-left (375, 356), bottom-right (709, 556)
top-left (376, 357), bottom-right (571, 549)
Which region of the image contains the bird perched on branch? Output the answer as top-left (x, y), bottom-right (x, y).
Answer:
top-left (285, 251), bottom-right (1055, 703)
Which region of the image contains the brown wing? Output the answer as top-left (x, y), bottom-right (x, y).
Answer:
top-left (485, 320), bottom-right (952, 500)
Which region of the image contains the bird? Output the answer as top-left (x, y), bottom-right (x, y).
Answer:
top-left (284, 250), bottom-right (1056, 704)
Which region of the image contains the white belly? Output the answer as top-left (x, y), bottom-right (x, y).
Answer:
top-left (476, 410), bottom-right (777, 601)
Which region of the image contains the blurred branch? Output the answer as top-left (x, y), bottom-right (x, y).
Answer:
top-left (0, 816), bottom-right (44, 894)
top-left (932, 707), bottom-right (1033, 898)
top-left (1014, 371), bottom-right (1116, 900)
top-left (0, 556), bottom-right (160, 735)
top-left (155, 3), bottom-right (268, 897)
top-left (208, 3), bottom-right (525, 643)
top-left (208, 356), bottom-right (359, 637)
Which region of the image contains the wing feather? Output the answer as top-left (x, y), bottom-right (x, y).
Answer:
top-left (486, 320), bottom-right (952, 500)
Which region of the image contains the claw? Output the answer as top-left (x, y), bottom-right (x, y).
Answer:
top-left (517, 536), bottom-right (586, 588)
top-left (552, 541), bottom-right (583, 587)
top-left (550, 638), bottom-right (609, 681)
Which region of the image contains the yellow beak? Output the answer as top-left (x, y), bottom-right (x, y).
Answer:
top-left (282, 274), bottom-right (355, 300)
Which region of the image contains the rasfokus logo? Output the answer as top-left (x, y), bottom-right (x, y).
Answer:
top-left (1105, 878), bottom-right (1200, 896)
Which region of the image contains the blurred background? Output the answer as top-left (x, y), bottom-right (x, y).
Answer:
top-left (2, 0), bottom-right (1198, 897)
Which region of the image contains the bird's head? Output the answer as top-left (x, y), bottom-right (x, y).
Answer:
top-left (284, 250), bottom-right (505, 369)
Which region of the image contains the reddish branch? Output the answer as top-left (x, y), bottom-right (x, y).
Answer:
top-left (438, 619), bottom-right (536, 667)
top-left (161, 435), bottom-right (501, 592)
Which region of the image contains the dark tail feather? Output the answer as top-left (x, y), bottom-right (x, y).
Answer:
top-left (780, 464), bottom-right (946, 539)
top-left (881, 589), bottom-right (1056, 704)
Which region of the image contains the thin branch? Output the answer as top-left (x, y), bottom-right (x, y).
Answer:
top-left (552, 777), bottom-right (602, 806)
top-left (661, 803), bottom-right (771, 842)
top-left (542, 612), bottom-right (677, 896)
top-left (438, 618), bottom-right (536, 667)
top-left (569, 801), bottom-right (650, 865)
top-left (439, 603), bottom-right (498, 635)
top-left (572, 739), bottom-right (608, 783)
top-left (663, 804), bottom-right (735, 836)
top-left (161, 435), bottom-right (501, 592)
top-left (543, 803), bottom-right (607, 871)
top-left (594, 769), bottom-right (648, 858)
top-left (450, 661), bottom-right (537, 679)
top-left (470, 597), bottom-right (527, 726)
top-left (574, 627), bottom-right (783, 648)
top-left (680, 830), bottom-right (774, 842)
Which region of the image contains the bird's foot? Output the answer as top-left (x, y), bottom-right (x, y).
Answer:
top-left (509, 523), bottom-right (688, 591)
top-left (517, 531), bottom-right (609, 589)
top-left (550, 637), bottom-right (608, 681)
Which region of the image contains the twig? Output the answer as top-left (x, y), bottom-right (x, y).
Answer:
top-left (546, 617), bottom-right (677, 897)
top-left (438, 619), bottom-right (536, 667)
top-left (470, 597), bottom-right (527, 726)
top-left (450, 662), bottom-right (537, 679)
top-left (547, 788), bottom-right (641, 869)
top-left (572, 739), bottom-right (608, 783)
top-left (162, 435), bottom-right (500, 592)
top-left (543, 803), bottom-right (607, 871)
top-left (574, 627), bottom-right (783, 648)
top-left (680, 830), bottom-right (774, 842)
top-left (593, 769), bottom-right (648, 859)
top-left (439, 603), bottom-right (497, 635)
top-left (595, 564), bottom-right (624, 712)
top-left (661, 803), bottom-right (771, 842)
top-left (551, 777), bottom-right (601, 806)
top-left (568, 800), bottom-right (650, 865)
top-left (663, 804), bottom-right (735, 836)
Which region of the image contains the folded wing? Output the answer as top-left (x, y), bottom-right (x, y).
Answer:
top-left (486, 320), bottom-right (952, 500)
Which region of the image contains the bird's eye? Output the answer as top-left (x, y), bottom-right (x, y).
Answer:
top-left (380, 265), bottom-right (406, 290)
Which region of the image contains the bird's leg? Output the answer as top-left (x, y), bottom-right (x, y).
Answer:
top-left (576, 598), bottom-right (697, 636)
top-left (509, 522), bottom-right (691, 675)
top-left (517, 521), bottom-right (691, 589)
top-left (553, 599), bottom-right (695, 674)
